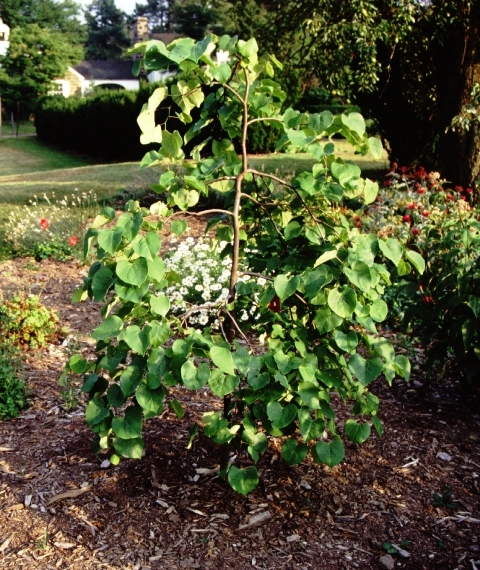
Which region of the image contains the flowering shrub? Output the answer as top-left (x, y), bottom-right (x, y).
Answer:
top-left (5, 190), bottom-right (97, 261)
top-left (348, 164), bottom-right (475, 245)
top-left (346, 164), bottom-right (480, 389)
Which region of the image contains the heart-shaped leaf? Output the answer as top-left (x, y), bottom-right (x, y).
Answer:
top-left (347, 354), bottom-right (384, 385)
top-left (210, 346), bottom-right (235, 375)
top-left (112, 406), bottom-right (142, 439)
top-left (345, 419), bottom-right (371, 443)
top-left (266, 401), bottom-right (297, 429)
top-left (312, 438), bottom-right (345, 467)
top-left (328, 287), bottom-right (357, 318)
top-left (228, 465), bottom-right (259, 495)
top-left (281, 438), bottom-right (308, 466)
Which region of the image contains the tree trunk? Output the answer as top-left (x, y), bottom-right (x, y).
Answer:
top-left (436, 2), bottom-right (480, 189)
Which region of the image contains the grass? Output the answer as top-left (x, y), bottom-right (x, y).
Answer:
top-left (0, 119), bottom-right (37, 137)
top-left (0, 136), bottom-right (388, 260)
top-left (0, 137), bottom-right (97, 176)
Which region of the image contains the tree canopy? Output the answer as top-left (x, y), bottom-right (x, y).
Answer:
top-left (0, 0), bottom-right (86, 47)
top-left (0, 24), bottom-right (83, 114)
top-left (85, 0), bottom-right (131, 60)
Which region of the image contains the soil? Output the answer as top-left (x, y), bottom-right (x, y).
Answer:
top-left (0, 218), bottom-right (479, 570)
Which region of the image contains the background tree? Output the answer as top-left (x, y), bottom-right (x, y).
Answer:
top-left (132, 0), bottom-right (173, 32)
top-left (85, 0), bottom-right (131, 60)
top-left (0, 24), bottom-right (83, 117)
top-left (0, 0), bottom-right (86, 47)
top-left (221, 0), bottom-right (480, 188)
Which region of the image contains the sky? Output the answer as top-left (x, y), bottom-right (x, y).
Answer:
top-left (76, 0), bottom-right (147, 17)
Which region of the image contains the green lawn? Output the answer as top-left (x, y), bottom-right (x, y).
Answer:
top-left (0, 137), bottom-right (96, 176)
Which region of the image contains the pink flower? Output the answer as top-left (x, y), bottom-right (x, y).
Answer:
top-left (68, 236), bottom-right (79, 247)
top-left (40, 218), bottom-right (50, 230)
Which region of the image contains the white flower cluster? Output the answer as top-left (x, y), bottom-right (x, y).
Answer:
top-left (163, 237), bottom-right (262, 328)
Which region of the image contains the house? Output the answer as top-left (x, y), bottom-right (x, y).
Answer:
top-left (54, 18), bottom-right (180, 97)
top-left (0, 18), bottom-right (10, 57)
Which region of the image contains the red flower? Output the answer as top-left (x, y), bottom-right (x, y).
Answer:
top-left (424, 295), bottom-right (433, 303)
top-left (402, 215), bottom-right (411, 223)
top-left (466, 187), bottom-right (474, 194)
top-left (417, 187), bottom-right (426, 195)
top-left (411, 227), bottom-right (420, 236)
top-left (40, 218), bottom-right (50, 230)
top-left (446, 193), bottom-right (454, 201)
top-left (422, 211), bottom-right (430, 218)
top-left (68, 236), bottom-right (79, 247)
top-left (268, 295), bottom-right (281, 313)
top-left (407, 203), bottom-right (416, 210)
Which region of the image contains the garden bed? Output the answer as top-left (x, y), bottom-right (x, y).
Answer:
top-left (0, 255), bottom-right (479, 570)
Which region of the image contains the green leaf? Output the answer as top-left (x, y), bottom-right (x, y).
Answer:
top-left (85, 397), bottom-right (110, 426)
top-left (169, 398), bottom-right (185, 418)
top-left (92, 315), bottom-right (123, 341)
top-left (345, 419), bottom-right (371, 443)
top-left (266, 402), bottom-right (297, 429)
top-left (68, 354), bottom-right (89, 374)
top-left (161, 130), bottom-right (184, 159)
top-left (405, 250), bottom-right (425, 275)
top-left (274, 274), bottom-right (301, 302)
top-left (147, 257), bottom-right (166, 282)
top-left (98, 227), bottom-right (124, 254)
top-left (364, 179), bottom-right (379, 204)
top-left (170, 220), bottom-right (188, 236)
top-left (120, 365), bottom-right (142, 396)
top-left (342, 112), bottom-right (366, 136)
top-left (379, 238), bottom-right (403, 267)
top-left (116, 258), bottom-right (148, 286)
top-left (228, 465), bottom-right (259, 495)
top-left (281, 438), bottom-right (308, 466)
top-left (312, 439), bottom-right (345, 467)
top-left (112, 436), bottom-right (143, 459)
top-left (150, 294), bottom-right (170, 317)
top-left (395, 355), bottom-right (411, 381)
top-left (210, 346), bottom-right (235, 375)
top-left (107, 384), bottom-right (125, 407)
top-left (334, 330), bottom-right (358, 352)
top-left (237, 38), bottom-right (258, 58)
top-left (208, 369), bottom-right (239, 397)
top-left (314, 307), bottom-right (343, 334)
top-left (328, 287), bottom-right (357, 318)
top-left (369, 299), bottom-right (388, 323)
top-left (298, 408), bottom-right (325, 442)
top-left (91, 266), bottom-right (115, 302)
top-left (112, 406), bottom-right (142, 439)
top-left (181, 359), bottom-right (210, 390)
top-left (136, 384), bottom-right (164, 414)
top-left (124, 325), bottom-right (149, 355)
top-left (368, 137), bottom-right (383, 159)
top-left (372, 416), bottom-right (384, 436)
top-left (348, 354), bottom-right (384, 385)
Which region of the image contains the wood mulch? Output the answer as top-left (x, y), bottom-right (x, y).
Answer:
top-left (0, 226), bottom-right (479, 569)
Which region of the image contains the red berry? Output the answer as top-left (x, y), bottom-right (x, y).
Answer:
top-left (402, 215), bottom-right (411, 223)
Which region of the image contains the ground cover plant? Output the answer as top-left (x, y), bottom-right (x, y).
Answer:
top-left (0, 346), bottom-right (28, 420)
top-left (64, 35), bottom-right (425, 494)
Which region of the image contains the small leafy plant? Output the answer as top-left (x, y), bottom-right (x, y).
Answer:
top-left (67, 35), bottom-right (425, 494)
top-left (432, 485), bottom-right (457, 509)
top-left (0, 293), bottom-right (59, 349)
top-left (0, 347), bottom-right (28, 420)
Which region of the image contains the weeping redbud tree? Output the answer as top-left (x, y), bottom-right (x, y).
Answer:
top-left (64, 35), bottom-right (424, 494)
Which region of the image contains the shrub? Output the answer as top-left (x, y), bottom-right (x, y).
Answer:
top-left (66, 36), bottom-right (423, 494)
top-left (0, 294), bottom-right (59, 349)
top-left (0, 347), bottom-right (28, 420)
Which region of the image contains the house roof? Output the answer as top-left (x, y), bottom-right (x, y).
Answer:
top-left (73, 60), bottom-right (136, 81)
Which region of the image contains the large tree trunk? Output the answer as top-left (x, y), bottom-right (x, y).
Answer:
top-left (436, 1), bottom-right (480, 189)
